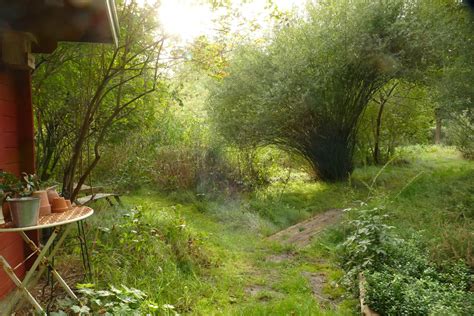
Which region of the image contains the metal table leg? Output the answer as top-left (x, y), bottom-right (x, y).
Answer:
top-left (0, 256), bottom-right (44, 314)
top-left (77, 220), bottom-right (92, 280)
top-left (1, 224), bottom-right (78, 315)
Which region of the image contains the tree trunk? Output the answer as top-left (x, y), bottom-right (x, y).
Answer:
top-left (373, 100), bottom-right (386, 165)
top-left (435, 116), bottom-right (442, 144)
top-left (372, 82), bottom-right (398, 164)
top-left (307, 131), bottom-right (354, 182)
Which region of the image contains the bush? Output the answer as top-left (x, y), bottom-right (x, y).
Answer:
top-left (152, 145), bottom-right (240, 193)
top-left (86, 205), bottom-right (215, 312)
top-left (447, 110), bottom-right (474, 160)
top-left (341, 207), bottom-right (397, 275)
top-left (93, 133), bottom-right (158, 191)
top-left (52, 284), bottom-right (174, 316)
top-left (366, 270), bottom-right (473, 315)
top-left (341, 206), bottom-right (474, 315)
top-left (152, 145), bottom-right (293, 194)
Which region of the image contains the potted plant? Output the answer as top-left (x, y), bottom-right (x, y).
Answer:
top-left (0, 170), bottom-right (19, 223)
top-left (0, 171), bottom-right (41, 227)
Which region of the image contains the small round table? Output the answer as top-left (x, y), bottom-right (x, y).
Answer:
top-left (0, 206), bottom-right (94, 315)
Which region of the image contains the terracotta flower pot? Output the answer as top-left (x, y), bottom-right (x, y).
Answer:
top-left (51, 197), bottom-right (69, 213)
top-left (65, 199), bottom-right (72, 210)
top-left (32, 190), bottom-right (51, 216)
top-left (47, 189), bottom-right (60, 204)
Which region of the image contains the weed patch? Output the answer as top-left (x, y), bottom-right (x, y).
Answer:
top-left (340, 206), bottom-right (474, 315)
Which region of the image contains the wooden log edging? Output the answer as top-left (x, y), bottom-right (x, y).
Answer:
top-left (359, 272), bottom-right (380, 316)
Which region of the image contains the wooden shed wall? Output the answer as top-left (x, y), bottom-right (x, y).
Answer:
top-left (0, 69), bottom-right (35, 300)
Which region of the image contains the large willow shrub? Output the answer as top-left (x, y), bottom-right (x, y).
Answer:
top-left (209, 0), bottom-right (467, 181)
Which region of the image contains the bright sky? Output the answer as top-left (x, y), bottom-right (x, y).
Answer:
top-left (139, 0), bottom-right (305, 43)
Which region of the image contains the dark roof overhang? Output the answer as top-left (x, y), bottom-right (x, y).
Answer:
top-left (0, 0), bottom-right (119, 53)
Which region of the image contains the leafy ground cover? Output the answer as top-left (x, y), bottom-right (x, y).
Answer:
top-left (46, 146), bottom-right (472, 315)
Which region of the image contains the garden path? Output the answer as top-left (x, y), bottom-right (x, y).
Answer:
top-left (268, 208), bottom-right (343, 247)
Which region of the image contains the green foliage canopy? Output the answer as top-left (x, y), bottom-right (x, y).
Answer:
top-left (208, 0), bottom-right (464, 181)
top-left (32, 1), bottom-right (166, 198)
top-left (356, 83), bottom-right (434, 164)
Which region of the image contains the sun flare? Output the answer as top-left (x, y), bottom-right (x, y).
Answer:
top-left (159, 0), bottom-right (214, 42)
top-left (156, 0), bottom-right (303, 43)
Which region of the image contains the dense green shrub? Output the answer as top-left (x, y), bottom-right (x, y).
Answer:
top-left (341, 207), bottom-right (397, 275)
top-left (447, 111), bottom-right (474, 160)
top-left (152, 145), bottom-right (236, 193)
top-left (366, 270), bottom-right (473, 315)
top-left (93, 132), bottom-right (160, 191)
top-left (341, 206), bottom-right (474, 315)
top-left (151, 145), bottom-right (294, 194)
top-left (366, 239), bottom-right (474, 314)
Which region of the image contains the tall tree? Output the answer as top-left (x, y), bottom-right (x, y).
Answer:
top-left (33, 1), bottom-right (166, 200)
top-left (431, 1), bottom-right (474, 144)
top-left (357, 83), bottom-right (434, 165)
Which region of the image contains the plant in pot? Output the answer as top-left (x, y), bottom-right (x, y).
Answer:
top-left (0, 171), bottom-right (41, 228)
top-left (0, 170), bottom-right (20, 223)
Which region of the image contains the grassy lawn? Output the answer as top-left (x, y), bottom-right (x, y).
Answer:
top-left (85, 193), bottom-right (355, 315)
top-left (61, 145), bottom-right (472, 315)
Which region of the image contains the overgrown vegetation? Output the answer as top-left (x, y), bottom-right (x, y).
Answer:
top-left (52, 284), bottom-right (169, 316)
top-left (40, 146), bottom-right (472, 315)
top-left (208, 0), bottom-right (470, 181)
top-left (17, 0), bottom-right (473, 314)
top-left (33, 1), bottom-right (165, 200)
top-left (448, 110), bottom-right (474, 159)
top-left (341, 206), bottom-right (473, 315)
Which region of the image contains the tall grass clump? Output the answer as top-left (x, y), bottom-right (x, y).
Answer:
top-left (88, 205), bottom-right (215, 312)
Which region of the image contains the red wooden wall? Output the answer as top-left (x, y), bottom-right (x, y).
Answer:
top-left (0, 68), bottom-right (35, 300)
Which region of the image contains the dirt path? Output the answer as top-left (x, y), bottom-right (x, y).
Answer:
top-left (268, 208), bottom-right (343, 247)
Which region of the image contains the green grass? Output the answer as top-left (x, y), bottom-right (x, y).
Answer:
top-left (77, 189), bottom-right (355, 314)
top-left (108, 194), bottom-right (355, 315)
top-left (351, 145), bottom-right (473, 265)
top-left (56, 145), bottom-right (472, 315)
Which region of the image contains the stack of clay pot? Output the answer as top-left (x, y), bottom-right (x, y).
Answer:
top-left (32, 190), bottom-right (51, 216)
top-left (46, 189), bottom-right (73, 213)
